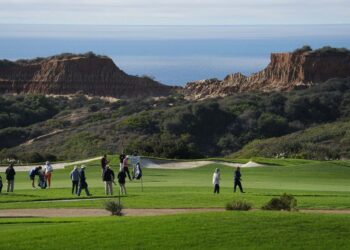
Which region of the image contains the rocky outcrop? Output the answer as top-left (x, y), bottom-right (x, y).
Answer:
top-left (0, 52), bottom-right (173, 98)
top-left (183, 47), bottom-right (350, 100)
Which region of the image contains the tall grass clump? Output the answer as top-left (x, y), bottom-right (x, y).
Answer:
top-left (262, 193), bottom-right (298, 211)
top-left (105, 200), bottom-right (123, 216)
top-left (225, 200), bottom-right (252, 211)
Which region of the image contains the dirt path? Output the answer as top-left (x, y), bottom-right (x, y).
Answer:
top-left (0, 208), bottom-right (350, 218)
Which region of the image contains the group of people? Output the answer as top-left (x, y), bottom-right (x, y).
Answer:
top-left (212, 167), bottom-right (245, 194)
top-left (99, 153), bottom-right (143, 196)
top-left (29, 161), bottom-right (54, 189)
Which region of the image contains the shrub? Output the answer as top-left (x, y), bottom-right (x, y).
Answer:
top-left (225, 200), bottom-right (252, 211)
top-left (262, 193), bottom-right (297, 211)
top-left (105, 200), bottom-right (123, 216)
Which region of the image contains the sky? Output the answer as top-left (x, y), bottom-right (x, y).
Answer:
top-left (0, 0), bottom-right (350, 25)
top-left (0, 1), bottom-right (349, 85)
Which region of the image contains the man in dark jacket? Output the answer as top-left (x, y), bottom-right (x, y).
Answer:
top-left (77, 166), bottom-right (91, 196)
top-left (101, 154), bottom-right (108, 177)
top-left (117, 170), bottom-right (127, 195)
top-left (234, 167), bottom-right (244, 193)
top-left (103, 166), bottom-right (115, 195)
top-left (5, 163), bottom-right (16, 192)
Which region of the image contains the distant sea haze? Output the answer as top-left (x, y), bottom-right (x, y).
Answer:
top-left (1, 24), bottom-right (350, 85)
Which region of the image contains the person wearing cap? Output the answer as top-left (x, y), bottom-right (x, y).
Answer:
top-left (212, 168), bottom-right (220, 194)
top-left (29, 166), bottom-right (41, 188)
top-left (5, 163), bottom-right (16, 192)
top-left (103, 165), bottom-right (115, 195)
top-left (70, 166), bottom-right (80, 195)
top-left (44, 161), bottom-right (53, 188)
top-left (77, 165), bottom-right (91, 196)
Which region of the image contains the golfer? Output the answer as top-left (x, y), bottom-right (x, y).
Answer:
top-left (29, 166), bottom-right (42, 188)
top-left (212, 168), bottom-right (220, 194)
top-left (117, 169), bottom-right (127, 195)
top-left (44, 161), bottom-right (53, 188)
top-left (5, 163), bottom-right (16, 192)
top-left (77, 166), bottom-right (91, 196)
top-left (234, 167), bottom-right (244, 193)
top-left (70, 166), bottom-right (80, 195)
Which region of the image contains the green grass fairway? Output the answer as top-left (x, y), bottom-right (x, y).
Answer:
top-left (1, 156), bottom-right (350, 210)
top-left (1, 211), bottom-right (350, 250)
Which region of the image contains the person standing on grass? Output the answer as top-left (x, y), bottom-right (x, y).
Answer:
top-left (0, 175), bottom-right (3, 193)
top-left (70, 166), bottom-right (80, 195)
top-left (5, 163), bottom-right (16, 192)
top-left (119, 152), bottom-right (126, 171)
top-left (44, 161), bottom-right (53, 188)
top-left (29, 166), bottom-right (42, 188)
top-left (117, 169), bottom-right (127, 195)
top-left (77, 165), bottom-right (91, 196)
top-left (234, 167), bottom-right (245, 193)
top-left (123, 156), bottom-right (132, 181)
top-left (212, 168), bottom-right (220, 194)
top-left (103, 165), bottom-right (115, 195)
top-left (101, 154), bottom-right (108, 178)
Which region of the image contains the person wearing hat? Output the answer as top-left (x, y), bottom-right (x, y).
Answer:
top-left (29, 166), bottom-right (41, 188)
top-left (70, 166), bottom-right (80, 195)
top-left (44, 161), bottom-right (53, 188)
top-left (77, 165), bottom-right (91, 196)
top-left (212, 168), bottom-right (221, 194)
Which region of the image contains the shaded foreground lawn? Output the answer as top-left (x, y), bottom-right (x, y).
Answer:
top-left (1, 211), bottom-right (350, 250)
top-left (1, 157), bottom-right (350, 209)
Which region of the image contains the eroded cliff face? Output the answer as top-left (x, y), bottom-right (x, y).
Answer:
top-left (0, 53), bottom-right (173, 98)
top-left (183, 48), bottom-right (350, 100)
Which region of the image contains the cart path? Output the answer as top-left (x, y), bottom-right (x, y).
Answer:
top-left (0, 208), bottom-right (350, 218)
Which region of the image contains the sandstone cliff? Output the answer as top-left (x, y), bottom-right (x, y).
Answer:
top-left (0, 52), bottom-right (173, 98)
top-left (183, 47), bottom-right (350, 100)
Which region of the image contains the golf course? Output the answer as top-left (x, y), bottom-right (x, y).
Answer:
top-left (1, 156), bottom-right (350, 249)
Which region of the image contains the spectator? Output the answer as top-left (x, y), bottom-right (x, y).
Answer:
top-left (117, 170), bottom-right (127, 195)
top-left (212, 168), bottom-right (220, 194)
top-left (103, 165), bottom-right (115, 195)
top-left (70, 166), bottom-right (80, 195)
top-left (77, 166), bottom-right (91, 196)
top-left (5, 163), bottom-right (16, 192)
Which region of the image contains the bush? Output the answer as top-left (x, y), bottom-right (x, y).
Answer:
top-left (105, 200), bottom-right (123, 216)
top-left (225, 200), bottom-right (252, 211)
top-left (262, 193), bottom-right (297, 211)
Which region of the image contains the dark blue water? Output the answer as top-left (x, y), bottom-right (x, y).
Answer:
top-left (1, 25), bottom-right (349, 85)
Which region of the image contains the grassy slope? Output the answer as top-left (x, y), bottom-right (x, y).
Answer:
top-left (1, 212), bottom-right (350, 250)
top-left (234, 119), bottom-right (350, 159)
top-left (1, 156), bottom-right (350, 209)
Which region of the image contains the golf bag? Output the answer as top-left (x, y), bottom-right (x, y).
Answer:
top-left (38, 173), bottom-right (47, 189)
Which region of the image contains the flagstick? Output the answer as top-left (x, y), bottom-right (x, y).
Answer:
top-left (141, 176), bottom-right (144, 192)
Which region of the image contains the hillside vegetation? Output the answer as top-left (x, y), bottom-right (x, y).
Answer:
top-left (1, 78), bottom-right (350, 162)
